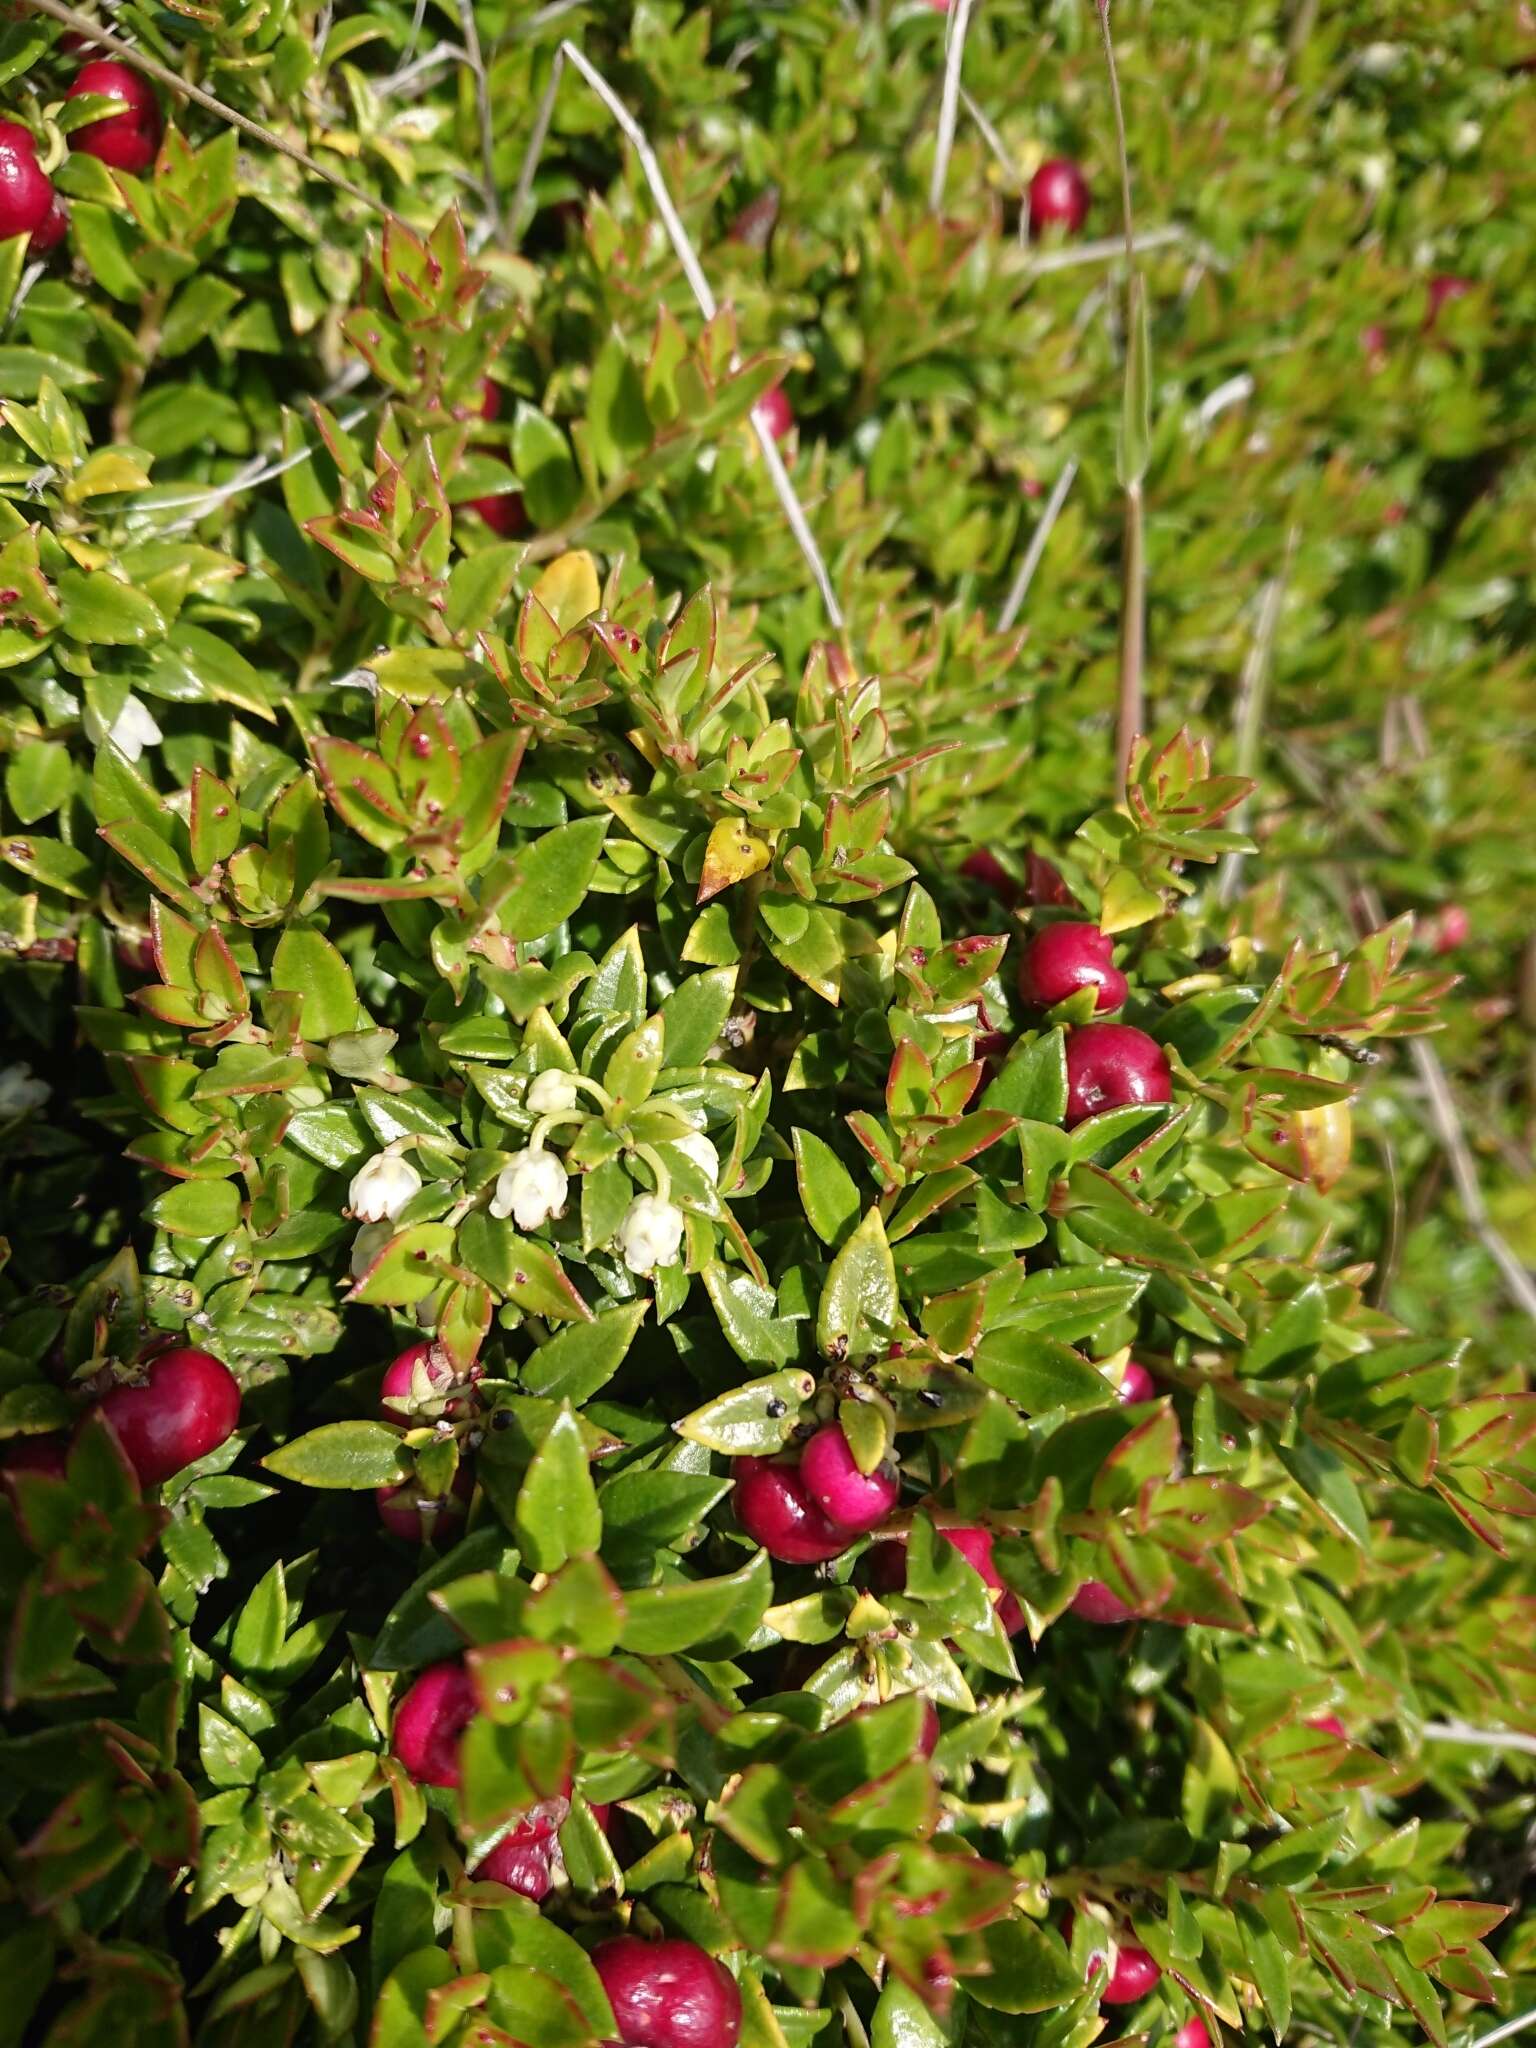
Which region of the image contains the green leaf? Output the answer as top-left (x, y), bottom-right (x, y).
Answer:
top-left (998, 1264), bottom-right (1148, 1343)
top-left (512, 404), bottom-right (582, 528)
top-left (148, 1178), bottom-right (242, 1239)
top-left (4, 740), bottom-right (71, 824)
top-left (968, 1918), bottom-right (1082, 2013)
top-left (619, 1549), bottom-right (774, 1655)
top-left (973, 1330), bottom-right (1111, 1412)
top-left (484, 817), bottom-right (610, 943)
top-left (262, 1422), bottom-right (408, 1489)
top-left (270, 927), bottom-right (360, 1041)
top-left (983, 1030), bottom-right (1067, 1124)
top-left (817, 1207), bottom-right (898, 1362)
top-left (1276, 1434), bottom-right (1372, 1550)
top-left (675, 1368), bottom-right (815, 1455)
top-left (1118, 272), bottom-right (1153, 488)
top-left (1244, 1281), bottom-right (1327, 1376)
top-left (658, 968), bottom-right (736, 1067)
top-left (515, 1404), bottom-right (601, 1571)
top-left (703, 1268), bottom-right (802, 1370)
top-left (1247, 1811), bottom-right (1348, 1886)
top-left (793, 1129), bottom-right (862, 1248)
top-left (519, 1303), bottom-right (648, 1404)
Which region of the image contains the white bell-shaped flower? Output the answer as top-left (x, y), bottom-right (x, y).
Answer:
top-left (617, 1192), bottom-right (685, 1276)
top-left (83, 694), bottom-right (164, 763)
top-left (527, 1068), bottom-right (580, 1115)
top-left (348, 1151), bottom-right (422, 1224)
top-left (0, 1063), bottom-right (50, 1116)
top-left (489, 1146), bottom-right (568, 1231)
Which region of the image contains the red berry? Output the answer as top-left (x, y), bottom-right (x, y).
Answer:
top-left (1070, 1580), bottom-right (1135, 1625)
top-left (1028, 853), bottom-right (1077, 908)
top-left (96, 1347), bottom-right (240, 1487)
top-left (961, 848), bottom-right (1019, 905)
top-left (464, 476), bottom-right (527, 536)
top-left (379, 1340), bottom-right (467, 1418)
top-left (1425, 273), bottom-right (1472, 328)
top-left (868, 1524), bottom-right (1025, 1634)
top-left (1431, 903), bottom-right (1469, 953)
top-left (1306, 1713), bottom-right (1347, 1740)
top-left (1018, 922), bottom-right (1128, 1015)
top-left (0, 118), bottom-right (56, 243)
top-left (66, 60), bottom-right (162, 174)
top-left (1064, 1023), bottom-right (1171, 1128)
top-left (1067, 1913), bottom-right (1162, 2004)
top-left (734, 1457), bottom-right (848, 1564)
top-left (375, 1462), bottom-right (473, 1542)
top-left (798, 1423), bottom-right (899, 1535)
top-left (1361, 322), bottom-right (1388, 365)
top-left (1117, 1361), bottom-right (1156, 1404)
top-left (1028, 158), bottom-right (1090, 237)
top-left (753, 385), bottom-right (793, 443)
top-left (592, 1935), bottom-right (743, 2048)
top-left (30, 192), bottom-right (68, 253)
top-left (1176, 2021), bottom-right (1212, 2048)
top-left (392, 1660), bottom-right (478, 1789)
top-left (472, 1832), bottom-right (552, 1899)
top-left (478, 377), bottom-right (502, 423)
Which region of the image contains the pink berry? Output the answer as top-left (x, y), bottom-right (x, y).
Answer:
top-left (1306, 1714), bottom-right (1347, 1740)
top-left (1432, 904), bottom-right (1469, 954)
top-left (375, 1462), bottom-right (474, 1542)
top-left (1361, 322), bottom-right (1388, 365)
top-left (472, 1832), bottom-right (551, 1899)
top-left (1066, 1913), bottom-right (1162, 2004)
top-left (1117, 1361), bottom-right (1156, 1404)
top-left (379, 1340), bottom-right (468, 1418)
top-left (1018, 922), bottom-right (1128, 1015)
top-left (96, 1347), bottom-right (240, 1486)
top-left (961, 848), bottom-right (1019, 905)
top-left (0, 119), bottom-right (57, 244)
top-left (66, 60), bottom-right (162, 174)
top-left (592, 1935), bottom-right (743, 2048)
top-left (1070, 1580), bottom-right (1135, 1625)
top-left (734, 1457), bottom-right (848, 1564)
top-left (1176, 2021), bottom-right (1212, 2048)
top-left (1425, 273), bottom-right (1472, 328)
top-left (868, 1524), bottom-right (1024, 1634)
top-left (1064, 1022), bottom-right (1172, 1128)
top-left (798, 1423), bottom-right (899, 1535)
top-left (1028, 158), bottom-right (1090, 237)
top-left (752, 384), bottom-right (794, 444)
top-left (392, 1660), bottom-right (478, 1789)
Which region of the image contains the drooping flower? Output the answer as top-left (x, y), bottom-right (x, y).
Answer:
top-left (349, 1151), bottom-right (422, 1224)
top-left (0, 1063), bottom-right (50, 1116)
top-left (617, 1193), bottom-right (685, 1276)
top-left (527, 1068), bottom-right (581, 1116)
top-left (83, 693), bottom-right (164, 763)
top-left (489, 1147), bottom-right (569, 1231)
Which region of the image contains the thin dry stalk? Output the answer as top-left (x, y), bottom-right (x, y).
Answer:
top-left (997, 459), bottom-right (1078, 632)
top-left (456, 0), bottom-right (500, 238)
top-left (928, 0), bottom-right (978, 215)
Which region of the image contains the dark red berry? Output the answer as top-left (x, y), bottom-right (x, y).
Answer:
top-left (798, 1422), bottom-right (899, 1535)
top-left (1064, 1023), bottom-right (1171, 1128)
top-left (478, 377), bottom-right (501, 422)
top-left (463, 473), bottom-right (527, 537)
top-left (1028, 158), bottom-right (1090, 237)
top-left (30, 191), bottom-right (68, 253)
top-left (375, 1462), bottom-right (473, 1542)
top-left (96, 1347), bottom-right (240, 1486)
top-left (1, 1434), bottom-right (68, 1484)
top-left (392, 1660), bottom-right (478, 1789)
top-left (1117, 1361), bottom-right (1156, 1404)
top-left (868, 1524), bottom-right (1024, 1634)
top-left (1070, 1580), bottom-right (1134, 1625)
top-left (1176, 2020), bottom-right (1212, 2048)
top-left (66, 60), bottom-right (162, 174)
top-left (734, 1457), bottom-right (848, 1563)
top-left (592, 1935), bottom-right (743, 2048)
top-left (961, 848), bottom-right (1018, 905)
top-left (472, 1832), bottom-right (552, 1899)
top-left (1424, 273), bottom-right (1472, 328)
top-left (1018, 922), bottom-right (1128, 1014)
top-left (727, 190), bottom-right (778, 250)
top-left (0, 118), bottom-right (56, 243)
top-left (1067, 1912), bottom-right (1163, 2004)
top-left (753, 385), bottom-right (793, 443)
top-left (1028, 853), bottom-right (1077, 908)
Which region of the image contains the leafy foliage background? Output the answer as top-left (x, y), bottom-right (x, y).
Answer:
top-left (2, 0), bottom-right (1536, 2042)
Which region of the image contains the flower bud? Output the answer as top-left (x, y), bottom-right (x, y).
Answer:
top-left (527, 1068), bottom-right (580, 1115)
top-left (489, 1146), bottom-right (569, 1231)
top-left (617, 1193), bottom-right (685, 1276)
top-left (349, 1151), bottom-right (422, 1224)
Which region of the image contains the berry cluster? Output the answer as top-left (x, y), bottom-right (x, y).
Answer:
top-left (0, 59), bottom-right (162, 254)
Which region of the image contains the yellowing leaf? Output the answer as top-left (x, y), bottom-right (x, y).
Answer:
top-left (1099, 867), bottom-right (1164, 934)
top-left (697, 818), bottom-right (772, 905)
top-left (532, 550), bottom-right (601, 632)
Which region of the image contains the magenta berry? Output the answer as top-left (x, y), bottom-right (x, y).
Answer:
top-left (67, 60), bottom-right (162, 174)
top-left (1067, 1912), bottom-right (1162, 2004)
top-left (0, 119), bottom-right (57, 244)
top-left (733, 1457), bottom-right (848, 1563)
top-left (1064, 1022), bottom-right (1172, 1128)
top-left (375, 1461), bottom-right (473, 1542)
top-left (1017, 922), bottom-right (1128, 1015)
top-left (379, 1339), bottom-right (468, 1418)
top-left (96, 1347), bottom-right (240, 1487)
top-left (752, 384), bottom-right (793, 444)
top-left (1117, 1360), bottom-right (1156, 1404)
top-left (392, 1660), bottom-right (479, 1788)
top-left (463, 472), bottom-right (527, 536)
top-left (868, 1524), bottom-right (1024, 1634)
top-left (1028, 158), bottom-right (1090, 237)
top-left (1176, 2020), bottom-right (1212, 2048)
top-left (1432, 903), bottom-right (1469, 954)
top-left (798, 1422), bottom-right (899, 1534)
top-left (1425, 273), bottom-right (1472, 327)
top-left (1070, 1579), bottom-right (1135, 1626)
top-left (30, 191), bottom-right (68, 252)
top-left (961, 848), bottom-right (1019, 906)
top-left (592, 1935), bottom-right (743, 2048)
top-left (472, 1831), bottom-right (552, 1899)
